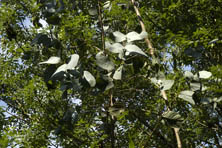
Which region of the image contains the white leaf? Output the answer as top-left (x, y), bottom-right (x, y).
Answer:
top-left (118, 52), bottom-right (124, 59)
top-left (190, 83), bottom-right (200, 91)
top-left (105, 41), bottom-right (112, 49)
top-left (113, 65), bottom-right (123, 80)
top-left (209, 38), bottom-right (219, 44)
top-left (83, 71), bottom-right (96, 87)
top-left (51, 64), bottom-right (67, 77)
top-left (179, 90), bottom-right (195, 105)
top-left (96, 52), bottom-right (115, 72)
top-left (88, 8), bottom-right (97, 15)
top-left (199, 71), bottom-right (212, 79)
top-left (67, 54), bottom-right (79, 70)
top-left (125, 44), bottom-right (148, 57)
top-left (126, 31), bottom-right (141, 42)
top-left (201, 98), bottom-right (212, 104)
top-left (113, 31), bottom-right (126, 42)
top-left (126, 31), bottom-right (148, 42)
top-left (202, 85), bottom-right (208, 91)
top-left (162, 80), bottom-right (174, 90)
top-left (193, 74), bottom-right (199, 81)
top-left (105, 81), bottom-right (114, 90)
top-left (105, 42), bottom-right (124, 53)
top-left (216, 96), bottom-right (222, 103)
top-left (150, 77), bottom-right (158, 84)
top-left (39, 56), bottom-right (61, 64)
top-left (105, 42), bottom-right (124, 59)
top-left (104, 1), bottom-right (111, 9)
top-left (184, 71), bottom-right (194, 79)
top-left (213, 102), bottom-right (217, 110)
top-left (103, 26), bottom-right (109, 31)
top-left (139, 31), bottom-right (148, 39)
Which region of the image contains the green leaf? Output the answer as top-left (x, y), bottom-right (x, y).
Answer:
top-left (83, 71), bottom-right (96, 87)
top-left (128, 134), bottom-right (135, 148)
top-left (162, 110), bottom-right (183, 121)
top-left (178, 90), bottom-right (195, 105)
top-left (113, 65), bottom-right (123, 80)
top-left (31, 33), bottom-right (51, 46)
top-left (198, 70), bottom-right (212, 79)
top-left (67, 54), bottom-right (79, 70)
top-left (39, 56), bottom-right (61, 64)
top-left (43, 65), bottom-right (57, 82)
top-left (184, 47), bottom-right (202, 58)
top-left (125, 44), bottom-right (148, 57)
top-left (96, 52), bottom-right (115, 72)
top-left (57, 0), bottom-right (65, 13)
top-left (46, 15), bottom-right (61, 25)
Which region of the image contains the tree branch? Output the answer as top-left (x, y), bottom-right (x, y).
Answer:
top-left (131, 1), bottom-right (182, 147)
top-left (97, 0), bottom-right (105, 52)
top-left (131, 0), bottom-right (155, 56)
top-left (174, 128), bottom-right (182, 148)
top-left (109, 91), bottom-right (115, 148)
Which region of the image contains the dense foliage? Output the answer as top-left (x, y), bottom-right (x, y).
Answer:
top-left (0, 0), bottom-right (222, 147)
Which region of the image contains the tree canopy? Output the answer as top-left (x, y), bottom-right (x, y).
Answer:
top-left (0, 0), bottom-right (222, 147)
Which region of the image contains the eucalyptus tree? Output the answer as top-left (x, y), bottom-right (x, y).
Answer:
top-left (0, 0), bottom-right (222, 147)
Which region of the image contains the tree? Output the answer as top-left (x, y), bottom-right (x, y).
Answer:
top-left (0, 0), bottom-right (222, 147)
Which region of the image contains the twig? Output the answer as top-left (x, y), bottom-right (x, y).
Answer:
top-left (109, 91), bottom-right (115, 148)
top-left (3, 108), bottom-right (27, 122)
top-left (174, 128), bottom-right (182, 148)
top-left (97, 0), bottom-right (105, 52)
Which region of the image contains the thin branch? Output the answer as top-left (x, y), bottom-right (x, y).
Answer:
top-left (97, 0), bottom-right (105, 52)
top-left (131, 0), bottom-right (155, 56)
top-left (3, 109), bottom-right (27, 122)
top-left (174, 128), bottom-right (182, 148)
top-left (109, 91), bottom-right (115, 148)
top-left (110, 92), bottom-right (113, 107)
top-left (131, 0), bottom-right (182, 147)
